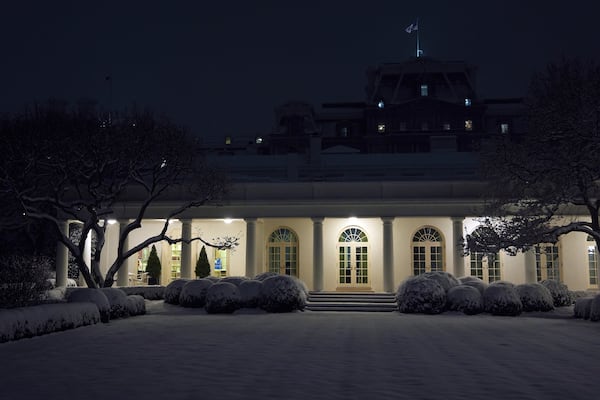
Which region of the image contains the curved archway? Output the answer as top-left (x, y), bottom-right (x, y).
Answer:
top-left (267, 227), bottom-right (299, 277)
top-left (412, 226), bottom-right (445, 275)
top-left (337, 227), bottom-right (369, 287)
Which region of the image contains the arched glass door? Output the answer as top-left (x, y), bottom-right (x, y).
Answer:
top-left (267, 228), bottom-right (298, 277)
top-left (338, 227), bottom-right (369, 288)
top-left (412, 227), bottom-right (444, 275)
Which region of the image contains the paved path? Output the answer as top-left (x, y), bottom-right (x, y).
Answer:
top-left (1, 303), bottom-right (599, 400)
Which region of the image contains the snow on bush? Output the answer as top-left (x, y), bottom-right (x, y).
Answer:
top-left (47, 278), bottom-right (78, 288)
top-left (67, 288), bottom-right (111, 322)
top-left (239, 280), bottom-right (263, 308)
top-left (100, 288), bottom-right (130, 319)
top-left (259, 275), bottom-right (306, 313)
top-left (204, 282), bottom-right (241, 314)
top-left (589, 294), bottom-right (600, 322)
top-left (0, 302), bottom-right (100, 343)
top-left (119, 286), bottom-right (165, 300)
top-left (164, 279), bottom-right (191, 304)
top-left (515, 283), bottom-right (554, 312)
top-left (179, 279), bottom-right (214, 308)
top-left (483, 282), bottom-right (523, 316)
top-left (420, 271), bottom-right (460, 292)
top-left (574, 297), bottom-right (593, 320)
top-left (447, 285), bottom-right (483, 315)
top-left (0, 255), bottom-right (52, 308)
top-left (396, 275), bottom-right (446, 314)
top-left (44, 286), bottom-right (67, 302)
top-left (220, 276), bottom-right (250, 287)
top-left (204, 276), bottom-right (220, 283)
top-left (540, 279), bottom-right (572, 307)
top-left (457, 276), bottom-right (488, 294)
top-left (126, 295), bottom-right (146, 316)
top-left (254, 271), bottom-right (278, 281)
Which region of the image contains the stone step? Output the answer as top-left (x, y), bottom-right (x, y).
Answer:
top-left (305, 291), bottom-right (398, 312)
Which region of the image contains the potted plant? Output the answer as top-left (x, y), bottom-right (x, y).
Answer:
top-left (195, 245), bottom-right (211, 278)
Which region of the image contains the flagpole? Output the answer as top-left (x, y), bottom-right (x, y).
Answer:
top-left (416, 18), bottom-right (420, 57)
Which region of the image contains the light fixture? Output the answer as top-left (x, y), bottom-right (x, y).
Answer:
top-left (223, 218), bottom-right (233, 224)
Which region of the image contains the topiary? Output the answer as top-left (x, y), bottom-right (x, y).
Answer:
top-left (589, 294), bottom-right (600, 322)
top-left (239, 280), bottom-right (263, 308)
top-left (259, 275), bottom-right (306, 312)
top-left (447, 285), bottom-right (483, 315)
top-left (515, 283), bottom-right (554, 312)
top-left (100, 287), bottom-right (130, 318)
top-left (540, 279), bottom-right (572, 307)
top-left (204, 282), bottom-right (241, 313)
top-left (458, 276), bottom-right (488, 295)
top-left (179, 279), bottom-right (214, 307)
top-left (574, 297), bottom-right (593, 320)
top-left (220, 276), bottom-right (250, 287)
top-left (396, 275), bottom-right (446, 314)
top-left (164, 279), bottom-right (190, 304)
top-left (483, 282), bottom-right (522, 316)
top-left (194, 245), bottom-right (211, 278)
top-left (67, 288), bottom-right (111, 323)
top-left (145, 245), bottom-right (162, 285)
top-left (420, 271), bottom-right (460, 293)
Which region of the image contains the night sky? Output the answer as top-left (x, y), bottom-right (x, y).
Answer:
top-left (2, 0), bottom-right (599, 142)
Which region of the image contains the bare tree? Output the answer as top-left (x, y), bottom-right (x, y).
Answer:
top-left (466, 58), bottom-right (600, 255)
top-left (0, 101), bottom-right (237, 288)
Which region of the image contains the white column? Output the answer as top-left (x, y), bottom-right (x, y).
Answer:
top-left (55, 220), bottom-right (69, 287)
top-left (524, 248), bottom-right (537, 283)
top-left (312, 217), bottom-right (324, 291)
top-left (382, 217), bottom-right (395, 293)
top-left (245, 218), bottom-right (257, 278)
top-left (116, 220), bottom-right (130, 287)
top-left (180, 219), bottom-right (192, 279)
top-left (451, 217), bottom-right (465, 277)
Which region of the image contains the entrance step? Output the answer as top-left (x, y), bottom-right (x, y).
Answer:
top-left (306, 291), bottom-right (398, 312)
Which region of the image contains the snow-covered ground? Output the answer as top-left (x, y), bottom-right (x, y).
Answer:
top-left (1, 302), bottom-right (599, 400)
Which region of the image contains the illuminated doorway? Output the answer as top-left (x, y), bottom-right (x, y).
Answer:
top-left (412, 227), bottom-right (444, 275)
top-left (267, 228), bottom-right (299, 277)
top-left (337, 227), bottom-right (369, 288)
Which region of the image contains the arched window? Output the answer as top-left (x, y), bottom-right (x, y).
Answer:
top-left (468, 227), bottom-right (501, 283)
top-left (412, 227), bottom-right (444, 275)
top-left (267, 228), bottom-right (298, 277)
top-left (338, 227), bottom-right (369, 287)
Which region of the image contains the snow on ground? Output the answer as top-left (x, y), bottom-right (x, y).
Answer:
top-left (1, 302), bottom-right (599, 400)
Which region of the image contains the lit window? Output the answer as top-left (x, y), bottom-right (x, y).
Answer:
top-left (420, 84), bottom-right (428, 97)
top-left (421, 122), bottom-right (429, 131)
top-left (465, 120), bottom-right (473, 131)
top-left (464, 98), bottom-right (472, 107)
top-left (500, 123), bottom-right (509, 134)
top-left (341, 127), bottom-right (348, 137)
top-left (377, 124), bottom-right (386, 133)
top-left (225, 136), bottom-right (231, 145)
top-left (443, 123), bottom-right (451, 131)
top-left (255, 136), bottom-right (263, 144)
top-left (377, 100), bottom-right (385, 109)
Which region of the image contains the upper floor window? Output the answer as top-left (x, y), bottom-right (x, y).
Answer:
top-left (464, 98), bottom-right (472, 107)
top-left (465, 120), bottom-right (473, 131)
top-left (420, 84), bottom-right (428, 97)
top-left (377, 123), bottom-right (386, 133)
top-left (443, 123), bottom-right (451, 131)
top-left (500, 123), bottom-right (510, 134)
top-left (225, 136), bottom-right (232, 145)
top-left (377, 100), bottom-right (385, 109)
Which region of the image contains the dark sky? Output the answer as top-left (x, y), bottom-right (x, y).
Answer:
top-left (2, 0), bottom-right (599, 142)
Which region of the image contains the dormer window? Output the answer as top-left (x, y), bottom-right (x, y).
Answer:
top-left (225, 136), bottom-right (232, 145)
top-left (464, 98), bottom-right (472, 107)
top-left (420, 84), bottom-right (429, 97)
top-left (377, 123), bottom-right (386, 133)
top-left (377, 100), bottom-right (385, 109)
top-left (443, 123), bottom-right (451, 131)
top-left (465, 120), bottom-right (473, 131)
top-left (500, 123), bottom-right (510, 134)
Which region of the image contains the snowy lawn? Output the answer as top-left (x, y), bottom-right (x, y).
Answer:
top-left (1, 302), bottom-right (599, 400)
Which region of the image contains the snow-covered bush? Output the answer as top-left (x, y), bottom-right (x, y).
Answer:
top-left (220, 276), bottom-right (249, 287)
top-left (515, 283), bottom-right (554, 312)
top-left (540, 279), bottom-right (572, 307)
top-left (100, 288), bottom-right (130, 319)
top-left (126, 295), bottom-right (146, 316)
top-left (0, 302), bottom-right (100, 343)
top-left (447, 285), bottom-right (483, 315)
top-left (457, 276), bottom-right (488, 294)
top-left (47, 278), bottom-right (78, 288)
top-left (179, 279), bottom-right (214, 308)
top-left (483, 283), bottom-right (522, 316)
top-left (589, 294), bottom-right (600, 322)
top-left (259, 275), bottom-right (306, 313)
top-left (239, 279), bottom-right (263, 308)
top-left (67, 288), bottom-right (111, 323)
top-left (574, 297), bottom-right (593, 320)
top-left (164, 279), bottom-right (191, 304)
top-left (293, 276), bottom-right (309, 298)
top-left (396, 275), bottom-right (446, 314)
top-left (420, 271), bottom-right (460, 292)
top-left (44, 286), bottom-right (67, 302)
top-left (204, 282), bottom-right (241, 314)
top-left (204, 276), bottom-right (220, 283)
top-left (0, 255), bottom-right (53, 308)
top-left (254, 271), bottom-right (278, 281)
top-left (118, 286), bottom-right (165, 300)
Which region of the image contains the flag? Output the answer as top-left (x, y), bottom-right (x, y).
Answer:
top-left (405, 22), bottom-right (418, 34)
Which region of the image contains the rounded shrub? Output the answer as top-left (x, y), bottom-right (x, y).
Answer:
top-left (67, 288), bottom-right (111, 323)
top-left (540, 280), bottom-right (572, 307)
top-left (589, 294), bottom-right (600, 322)
top-left (164, 279), bottom-right (191, 304)
top-left (220, 276), bottom-right (250, 287)
top-left (239, 279), bottom-right (263, 308)
top-left (259, 275), bottom-right (306, 313)
top-left (179, 279), bottom-right (214, 308)
top-left (483, 283), bottom-right (522, 316)
top-left (126, 295), bottom-right (146, 316)
top-left (420, 271), bottom-right (460, 292)
top-left (457, 276), bottom-right (488, 294)
top-left (205, 282), bottom-right (241, 314)
top-left (254, 271), bottom-right (278, 281)
top-left (447, 285), bottom-right (483, 315)
top-left (515, 283), bottom-right (554, 312)
top-left (204, 276), bottom-right (220, 283)
top-left (574, 297), bottom-right (593, 320)
top-left (396, 275), bottom-right (446, 314)
top-left (100, 287), bottom-right (130, 318)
